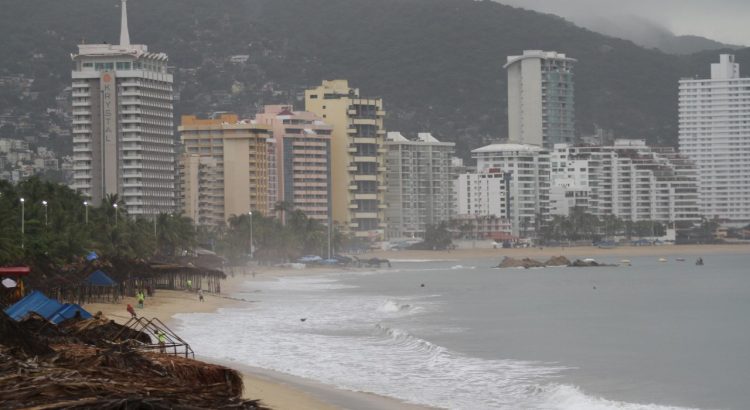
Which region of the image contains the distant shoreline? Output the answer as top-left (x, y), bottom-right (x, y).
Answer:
top-left (364, 243), bottom-right (750, 262)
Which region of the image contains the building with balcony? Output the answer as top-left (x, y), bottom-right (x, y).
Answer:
top-left (384, 132), bottom-right (455, 239)
top-left (550, 140), bottom-right (700, 223)
top-left (70, 0), bottom-right (175, 215)
top-left (178, 114), bottom-right (271, 226)
top-left (679, 54), bottom-right (750, 222)
top-left (504, 50), bottom-right (576, 148)
top-left (305, 80), bottom-right (387, 240)
top-left (458, 144), bottom-right (550, 238)
top-left (255, 105), bottom-right (332, 223)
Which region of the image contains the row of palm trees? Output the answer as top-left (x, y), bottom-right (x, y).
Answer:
top-left (538, 207), bottom-right (667, 243)
top-left (0, 178), bottom-right (339, 269)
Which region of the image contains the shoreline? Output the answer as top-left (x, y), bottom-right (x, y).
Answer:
top-left (364, 243), bottom-right (750, 261)
top-left (84, 268), bottom-right (433, 410)
top-left (83, 244), bottom-right (749, 409)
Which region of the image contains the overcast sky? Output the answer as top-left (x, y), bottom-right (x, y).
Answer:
top-left (496, 0), bottom-right (750, 46)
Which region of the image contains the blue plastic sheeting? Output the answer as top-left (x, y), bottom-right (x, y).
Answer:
top-left (86, 251), bottom-right (98, 261)
top-left (5, 290), bottom-right (63, 322)
top-left (4, 290), bottom-right (92, 324)
top-left (85, 270), bottom-right (117, 287)
top-left (48, 304), bottom-right (92, 324)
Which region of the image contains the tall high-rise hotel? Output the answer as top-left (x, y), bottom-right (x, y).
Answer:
top-left (71, 0), bottom-right (175, 215)
top-left (679, 54), bottom-right (750, 222)
top-left (505, 50), bottom-right (576, 148)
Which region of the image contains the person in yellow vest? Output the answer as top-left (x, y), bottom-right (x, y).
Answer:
top-left (157, 330), bottom-right (167, 353)
top-left (137, 291), bottom-right (145, 308)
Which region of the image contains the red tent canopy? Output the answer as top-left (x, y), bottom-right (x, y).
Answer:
top-left (0, 266), bottom-right (31, 277)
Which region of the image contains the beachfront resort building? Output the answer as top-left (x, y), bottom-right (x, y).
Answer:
top-left (504, 50), bottom-right (576, 148)
top-left (679, 54), bottom-right (750, 222)
top-left (178, 114), bottom-right (271, 226)
top-left (305, 80), bottom-right (387, 240)
top-left (549, 140), bottom-right (700, 223)
top-left (456, 143), bottom-right (550, 238)
top-left (71, 0), bottom-right (175, 215)
top-left (254, 105), bottom-right (332, 223)
top-left (384, 132), bottom-right (455, 239)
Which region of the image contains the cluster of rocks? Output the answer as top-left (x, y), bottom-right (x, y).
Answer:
top-left (496, 256), bottom-right (615, 269)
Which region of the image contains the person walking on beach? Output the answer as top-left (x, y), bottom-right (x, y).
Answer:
top-left (187, 279), bottom-right (192, 291)
top-left (137, 291), bottom-right (145, 309)
top-left (157, 330), bottom-right (167, 353)
top-left (127, 303), bottom-right (137, 318)
top-left (198, 289), bottom-right (204, 302)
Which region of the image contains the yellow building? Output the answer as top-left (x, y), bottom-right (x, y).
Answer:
top-left (178, 114), bottom-right (271, 226)
top-left (305, 80), bottom-right (387, 240)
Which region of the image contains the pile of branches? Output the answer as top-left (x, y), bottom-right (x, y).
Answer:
top-left (0, 312), bottom-right (267, 409)
top-left (0, 343), bottom-right (267, 409)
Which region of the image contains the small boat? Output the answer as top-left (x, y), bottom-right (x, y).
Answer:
top-left (675, 258), bottom-right (685, 262)
top-left (620, 259), bottom-right (631, 266)
top-left (658, 258), bottom-right (668, 263)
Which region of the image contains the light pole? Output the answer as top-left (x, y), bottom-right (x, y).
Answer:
top-left (113, 203), bottom-right (119, 227)
top-left (248, 211), bottom-right (253, 260)
top-left (20, 198), bottom-right (25, 249)
top-left (42, 200), bottom-right (48, 226)
top-left (83, 201), bottom-right (89, 224)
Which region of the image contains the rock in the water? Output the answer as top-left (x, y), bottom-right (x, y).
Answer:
top-left (545, 256), bottom-right (571, 267)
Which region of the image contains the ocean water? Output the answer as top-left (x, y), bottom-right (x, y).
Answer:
top-left (175, 253), bottom-right (750, 409)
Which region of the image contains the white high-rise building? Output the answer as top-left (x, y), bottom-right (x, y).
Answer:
top-left (679, 54), bottom-right (750, 222)
top-left (458, 144), bottom-right (550, 238)
top-left (504, 50), bottom-right (576, 148)
top-left (550, 141), bottom-right (699, 223)
top-left (385, 132), bottom-right (455, 239)
top-left (71, 0), bottom-right (175, 215)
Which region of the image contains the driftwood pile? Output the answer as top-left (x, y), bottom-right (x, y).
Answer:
top-left (0, 312), bottom-right (267, 410)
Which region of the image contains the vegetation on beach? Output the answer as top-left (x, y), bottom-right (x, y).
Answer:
top-left (0, 179), bottom-right (343, 270)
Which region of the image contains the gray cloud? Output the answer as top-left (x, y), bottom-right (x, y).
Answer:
top-left (496, 0), bottom-right (749, 46)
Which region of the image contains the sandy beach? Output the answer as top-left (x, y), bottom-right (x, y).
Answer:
top-left (85, 269), bottom-right (430, 410)
top-left (83, 243), bottom-right (749, 409)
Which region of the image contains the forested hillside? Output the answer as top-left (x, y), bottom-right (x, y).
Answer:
top-left (1, 0), bottom-right (748, 158)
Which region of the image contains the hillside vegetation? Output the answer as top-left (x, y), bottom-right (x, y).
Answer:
top-left (1, 0), bottom-right (748, 158)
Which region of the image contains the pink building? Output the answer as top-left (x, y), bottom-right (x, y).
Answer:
top-left (255, 105), bottom-right (332, 223)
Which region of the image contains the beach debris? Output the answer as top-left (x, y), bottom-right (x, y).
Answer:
top-left (0, 311), bottom-right (267, 409)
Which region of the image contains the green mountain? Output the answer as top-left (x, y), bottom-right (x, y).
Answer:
top-left (1, 0), bottom-right (748, 159)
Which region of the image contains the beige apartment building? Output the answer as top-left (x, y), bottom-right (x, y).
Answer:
top-left (178, 114), bottom-right (271, 226)
top-left (305, 80), bottom-right (387, 240)
top-left (255, 105), bottom-right (332, 223)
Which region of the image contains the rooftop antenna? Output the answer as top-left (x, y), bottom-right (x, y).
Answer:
top-left (119, 0), bottom-right (130, 46)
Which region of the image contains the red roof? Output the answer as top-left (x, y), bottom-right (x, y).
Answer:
top-left (0, 266), bottom-right (30, 276)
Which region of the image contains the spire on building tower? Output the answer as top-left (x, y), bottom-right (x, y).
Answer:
top-left (119, 0), bottom-right (130, 46)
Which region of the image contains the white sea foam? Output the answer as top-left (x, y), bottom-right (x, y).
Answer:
top-left (175, 274), bottom-right (698, 410)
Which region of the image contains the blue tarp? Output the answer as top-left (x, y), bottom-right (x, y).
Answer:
top-left (48, 303), bottom-right (92, 324)
top-left (4, 290), bottom-right (92, 324)
top-left (85, 270), bottom-right (117, 287)
top-left (86, 251), bottom-right (98, 261)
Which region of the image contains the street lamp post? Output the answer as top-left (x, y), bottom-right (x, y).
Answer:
top-left (83, 201), bottom-right (89, 224)
top-left (248, 211), bottom-right (253, 260)
top-left (113, 203), bottom-right (119, 227)
top-left (42, 200), bottom-right (48, 226)
top-left (20, 198), bottom-right (25, 249)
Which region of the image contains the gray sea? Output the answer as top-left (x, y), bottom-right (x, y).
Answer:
top-left (175, 252), bottom-right (750, 409)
